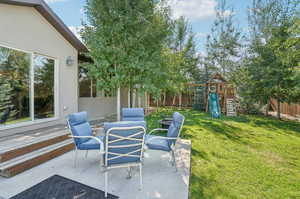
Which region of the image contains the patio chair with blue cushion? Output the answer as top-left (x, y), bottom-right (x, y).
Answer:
top-left (122, 108), bottom-right (145, 121)
top-left (103, 121), bottom-right (146, 198)
top-left (67, 112), bottom-right (104, 168)
top-left (145, 112), bottom-right (185, 171)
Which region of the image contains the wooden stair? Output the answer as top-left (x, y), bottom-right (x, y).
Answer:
top-left (0, 128), bottom-right (74, 178)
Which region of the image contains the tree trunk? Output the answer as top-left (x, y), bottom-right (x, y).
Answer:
top-left (132, 89), bottom-right (136, 107)
top-left (172, 95), bottom-right (176, 106)
top-left (127, 88), bottom-right (131, 108)
top-left (138, 92), bottom-right (141, 108)
top-left (144, 92), bottom-right (148, 108)
top-left (146, 92), bottom-right (149, 108)
top-left (265, 102), bottom-right (270, 116)
top-left (179, 93), bottom-right (182, 108)
top-left (129, 87), bottom-right (133, 108)
top-left (277, 99), bottom-right (281, 119)
top-left (117, 87), bottom-right (121, 121)
top-left (163, 92), bottom-right (166, 107)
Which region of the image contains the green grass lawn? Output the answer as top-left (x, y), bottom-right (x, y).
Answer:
top-left (145, 109), bottom-right (300, 199)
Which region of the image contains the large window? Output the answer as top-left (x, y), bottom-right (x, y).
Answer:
top-left (0, 46), bottom-right (56, 127)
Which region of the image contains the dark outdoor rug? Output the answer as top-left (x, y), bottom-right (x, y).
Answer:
top-left (9, 175), bottom-right (119, 199)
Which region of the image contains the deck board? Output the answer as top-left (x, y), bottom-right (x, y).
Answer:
top-left (0, 125), bottom-right (67, 150)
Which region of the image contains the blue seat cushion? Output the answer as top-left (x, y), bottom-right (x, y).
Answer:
top-left (122, 108), bottom-right (144, 121)
top-left (78, 136), bottom-right (104, 150)
top-left (145, 135), bottom-right (171, 152)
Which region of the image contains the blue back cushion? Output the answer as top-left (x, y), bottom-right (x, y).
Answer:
top-left (68, 112), bottom-right (92, 146)
top-left (167, 112), bottom-right (184, 147)
top-left (69, 112), bottom-right (88, 126)
top-left (104, 121), bottom-right (146, 166)
top-left (122, 108), bottom-right (145, 121)
top-left (104, 121), bottom-right (146, 132)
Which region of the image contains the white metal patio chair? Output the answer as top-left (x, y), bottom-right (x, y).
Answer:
top-left (103, 121), bottom-right (146, 198)
top-left (67, 112), bottom-right (104, 168)
top-left (145, 112), bottom-right (185, 171)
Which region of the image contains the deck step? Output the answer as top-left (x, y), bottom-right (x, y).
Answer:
top-left (0, 139), bottom-right (74, 177)
top-left (0, 130), bottom-right (70, 163)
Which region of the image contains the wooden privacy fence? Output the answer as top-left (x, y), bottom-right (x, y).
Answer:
top-left (270, 99), bottom-right (300, 117)
top-left (149, 93), bottom-right (194, 107)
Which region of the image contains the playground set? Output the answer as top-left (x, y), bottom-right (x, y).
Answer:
top-left (189, 74), bottom-right (237, 118)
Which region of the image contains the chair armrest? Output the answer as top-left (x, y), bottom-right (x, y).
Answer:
top-left (145, 135), bottom-right (178, 143)
top-left (145, 136), bottom-right (179, 150)
top-left (148, 128), bottom-right (168, 135)
top-left (69, 135), bottom-right (104, 153)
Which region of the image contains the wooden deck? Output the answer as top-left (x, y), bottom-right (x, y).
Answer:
top-left (0, 125), bottom-right (73, 177)
top-left (0, 124), bottom-right (66, 142)
top-left (0, 126), bottom-right (69, 163)
top-left (0, 116), bottom-right (116, 177)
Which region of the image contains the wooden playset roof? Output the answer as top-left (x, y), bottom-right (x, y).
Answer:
top-left (208, 73), bottom-right (227, 83)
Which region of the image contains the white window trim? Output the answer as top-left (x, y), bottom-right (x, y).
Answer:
top-left (0, 45), bottom-right (59, 130)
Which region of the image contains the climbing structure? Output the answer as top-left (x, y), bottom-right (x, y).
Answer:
top-left (205, 74), bottom-right (237, 116)
top-left (192, 85), bottom-right (206, 111)
top-left (185, 74), bottom-right (237, 116)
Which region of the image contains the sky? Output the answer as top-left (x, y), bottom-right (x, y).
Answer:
top-left (46, 0), bottom-right (252, 54)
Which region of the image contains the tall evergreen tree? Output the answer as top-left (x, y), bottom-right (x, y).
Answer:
top-left (247, 0), bottom-right (300, 118)
top-left (205, 0), bottom-right (242, 79)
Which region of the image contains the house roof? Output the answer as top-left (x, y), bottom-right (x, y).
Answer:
top-left (0, 0), bottom-right (88, 52)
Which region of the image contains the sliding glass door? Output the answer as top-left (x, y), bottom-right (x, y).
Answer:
top-left (0, 45), bottom-right (56, 127)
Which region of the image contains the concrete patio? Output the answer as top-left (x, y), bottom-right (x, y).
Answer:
top-left (0, 139), bottom-right (191, 199)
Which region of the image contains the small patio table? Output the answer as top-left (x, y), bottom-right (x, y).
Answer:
top-left (159, 118), bottom-right (173, 129)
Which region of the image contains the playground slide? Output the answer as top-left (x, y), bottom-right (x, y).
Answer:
top-left (209, 93), bottom-right (221, 118)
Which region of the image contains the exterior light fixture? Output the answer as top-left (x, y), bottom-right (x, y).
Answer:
top-left (66, 56), bottom-right (75, 66)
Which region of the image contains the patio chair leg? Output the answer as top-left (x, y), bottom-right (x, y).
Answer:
top-left (99, 160), bottom-right (104, 173)
top-left (172, 150), bottom-right (178, 172)
top-left (105, 171), bottom-right (108, 198)
top-left (139, 164), bottom-right (143, 190)
top-left (100, 155), bottom-right (104, 172)
top-left (142, 149), bottom-right (146, 165)
top-left (74, 149), bottom-right (78, 168)
top-left (85, 150), bottom-right (88, 158)
top-left (169, 151), bottom-right (174, 165)
top-left (126, 167), bottom-right (132, 179)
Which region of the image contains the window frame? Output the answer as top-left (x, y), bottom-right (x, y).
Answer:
top-left (0, 44), bottom-right (59, 130)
